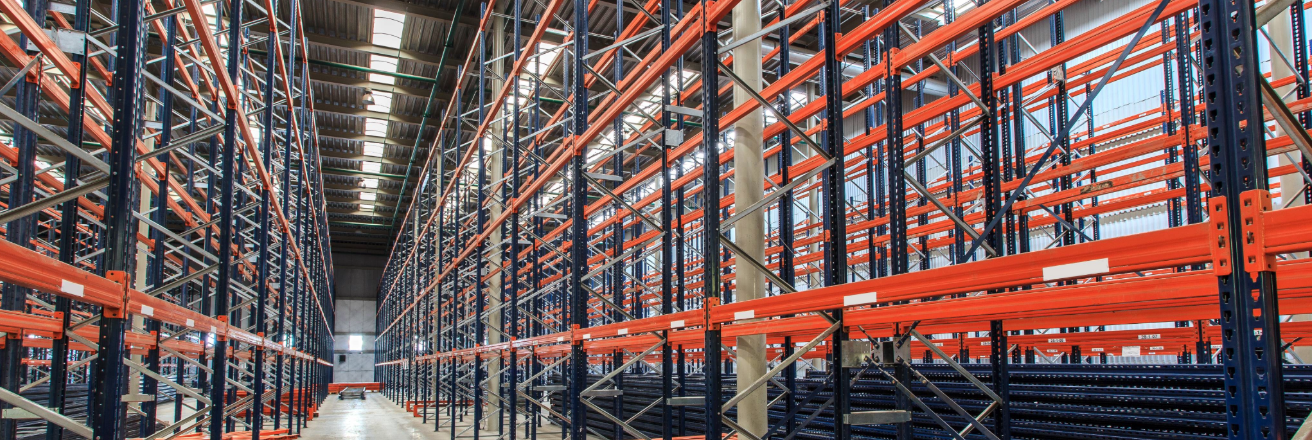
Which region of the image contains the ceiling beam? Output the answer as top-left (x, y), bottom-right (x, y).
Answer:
top-left (308, 70), bottom-right (436, 100)
top-left (311, 101), bottom-right (428, 125)
top-left (302, 31), bottom-right (459, 69)
top-left (316, 127), bottom-right (425, 148)
top-left (325, 0), bottom-right (479, 28)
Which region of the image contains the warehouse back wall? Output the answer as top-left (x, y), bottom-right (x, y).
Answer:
top-left (333, 252), bottom-right (386, 383)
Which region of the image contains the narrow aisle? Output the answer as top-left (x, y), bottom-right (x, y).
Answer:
top-left (299, 394), bottom-right (578, 440)
top-left (300, 395), bottom-right (436, 440)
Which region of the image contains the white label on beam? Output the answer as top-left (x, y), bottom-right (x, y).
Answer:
top-left (1139, 334), bottom-right (1161, 339)
top-left (843, 292), bottom-right (879, 307)
top-left (671, 320), bottom-right (685, 329)
top-left (1048, 338), bottom-right (1066, 343)
top-left (1122, 346), bottom-right (1141, 356)
top-left (186, 319), bottom-right (195, 327)
top-left (1042, 258), bottom-right (1110, 281)
top-left (140, 305), bottom-right (153, 316)
top-left (582, 334), bottom-right (591, 339)
top-left (617, 329), bottom-right (628, 335)
top-left (556, 337), bottom-right (564, 342)
top-left (1091, 348), bottom-right (1104, 352)
top-left (1150, 346), bottom-right (1165, 350)
top-left (734, 310), bottom-right (755, 321)
top-left (60, 280), bottom-right (84, 297)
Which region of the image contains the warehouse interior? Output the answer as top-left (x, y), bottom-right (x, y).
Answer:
top-left (4, 0), bottom-right (1312, 437)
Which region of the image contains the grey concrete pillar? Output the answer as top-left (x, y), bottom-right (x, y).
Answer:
top-left (732, 0), bottom-right (768, 436)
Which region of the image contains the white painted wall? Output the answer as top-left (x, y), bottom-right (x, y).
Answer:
top-left (333, 298), bottom-right (377, 383)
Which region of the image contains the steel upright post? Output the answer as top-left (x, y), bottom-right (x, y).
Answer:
top-left (1172, 14), bottom-right (1202, 224)
top-left (700, 6), bottom-right (722, 439)
top-left (881, 8), bottom-right (912, 440)
top-left (209, 0), bottom-right (247, 436)
top-left (568, 0), bottom-right (590, 435)
top-left (473, 5), bottom-right (488, 437)
top-left (93, 0), bottom-right (149, 436)
top-left (251, 2), bottom-right (281, 433)
top-left (508, 0), bottom-right (523, 437)
top-left (0, 0), bottom-right (47, 435)
top-left (978, 0), bottom-right (1009, 436)
top-left (1197, 0), bottom-right (1287, 436)
top-left (276, 0), bottom-right (301, 425)
top-left (779, 4), bottom-right (800, 437)
top-left (660, 0), bottom-right (675, 437)
top-left (820, 3), bottom-right (850, 439)
top-left (142, 15), bottom-right (177, 433)
top-left (47, 0), bottom-right (94, 437)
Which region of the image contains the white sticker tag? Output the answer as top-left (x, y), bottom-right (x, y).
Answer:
top-left (60, 280), bottom-right (84, 297)
top-left (1042, 258), bottom-right (1110, 281)
top-left (1150, 346), bottom-right (1165, 350)
top-left (670, 320), bottom-right (685, 329)
top-left (1091, 348), bottom-right (1104, 352)
top-left (582, 334), bottom-right (591, 339)
top-left (617, 328), bottom-right (628, 335)
top-left (1138, 334), bottom-right (1160, 339)
top-left (210, 326), bottom-right (217, 334)
top-left (186, 319), bottom-right (195, 327)
top-left (734, 310), bottom-right (755, 320)
top-left (843, 292), bottom-right (879, 306)
top-left (1048, 338), bottom-right (1066, 343)
top-left (140, 305), bottom-right (154, 316)
top-left (556, 336), bottom-right (564, 342)
top-left (1122, 346), bottom-right (1141, 356)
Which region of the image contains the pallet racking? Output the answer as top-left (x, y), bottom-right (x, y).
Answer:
top-left (0, 0), bottom-right (337, 438)
top-left (373, 0), bottom-right (1312, 437)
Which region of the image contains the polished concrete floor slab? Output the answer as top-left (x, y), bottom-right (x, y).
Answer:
top-left (300, 393), bottom-right (582, 440)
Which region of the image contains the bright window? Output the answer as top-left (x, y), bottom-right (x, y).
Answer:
top-left (362, 178), bottom-right (379, 189)
top-left (360, 204), bottom-right (375, 211)
top-left (361, 161), bottom-right (382, 173)
top-left (363, 141), bottom-right (386, 157)
top-left (369, 55), bottom-right (398, 85)
top-left (366, 90), bottom-right (393, 113)
top-left (348, 334), bottom-right (363, 351)
top-left (371, 9), bottom-right (406, 49)
top-left (360, 191), bottom-right (377, 201)
top-left (364, 118), bottom-right (389, 137)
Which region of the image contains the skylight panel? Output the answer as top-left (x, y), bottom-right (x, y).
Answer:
top-left (363, 142), bottom-right (386, 157)
top-left (366, 90), bottom-right (393, 113)
top-left (369, 54), bottom-right (399, 85)
top-left (365, 118), bottom-right (389, 137)
top-left (362, 178), bottom-right (379, 188)
top-left (362, 161), bottom-right (383, 173)
top-left (372, 9), bottom-right (406, 49)
top-left (360, 203), bottom-right (375, 211)
top-left (360, 192), bottom-right (377, 201)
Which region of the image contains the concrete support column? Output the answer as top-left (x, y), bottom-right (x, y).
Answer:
top-left (485, 13), bottom-right (505, 430)
top-left (731, 0), bottom-right (767, 436)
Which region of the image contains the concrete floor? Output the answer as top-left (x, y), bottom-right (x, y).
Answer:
top-left (300, 393), bottom-right (578, 440)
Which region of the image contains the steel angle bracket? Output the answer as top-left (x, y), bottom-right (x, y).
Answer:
top-left (1209, 196), bottom-right (1233, 276)
top-left (1240, 189), bottom-right (1274, 276)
